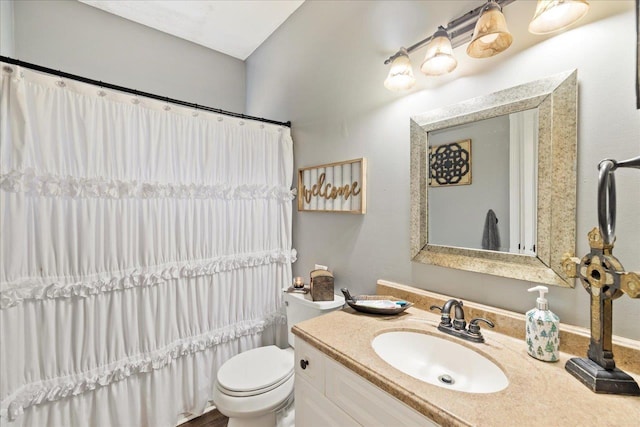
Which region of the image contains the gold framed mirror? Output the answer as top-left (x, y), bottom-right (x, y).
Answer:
top-left (410, 70), bottom-right (577, 287)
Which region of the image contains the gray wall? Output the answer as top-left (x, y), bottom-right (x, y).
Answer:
top-left (7, 0), bottom-right (246, 113)
top-left (428, 115), bottom-right (511, 251)
top-left (247, 1), bottom-right (640, 340)
top-left (0, 0), bottom-right (14, 56)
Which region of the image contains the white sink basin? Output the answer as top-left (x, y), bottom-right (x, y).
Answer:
top-left (371, 331), bottom-right (508, 393)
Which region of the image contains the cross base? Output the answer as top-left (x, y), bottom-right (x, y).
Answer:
top-left (565, 357), bottom-right (640, 396)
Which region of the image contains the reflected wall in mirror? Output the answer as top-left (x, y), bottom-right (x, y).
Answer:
top-left (428, 109), bottom-right (538, 256)
top-left (410, 70), bottom-right (577, 287)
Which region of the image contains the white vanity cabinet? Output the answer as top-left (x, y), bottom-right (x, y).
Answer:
top-left (294, 338), bottom-right (439, 427)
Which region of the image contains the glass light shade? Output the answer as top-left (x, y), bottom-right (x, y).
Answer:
top-left (421, 29), bottom-right (458, 76)
top-left (467, 2), bottom-right (513, 59)
top-left (384, 51), bottom-right (416, 91)
top-left (528, 0), bottom-right (589, 34)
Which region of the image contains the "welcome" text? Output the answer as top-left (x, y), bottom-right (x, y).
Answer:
top-left (302, 172), bottom-right (361, 204)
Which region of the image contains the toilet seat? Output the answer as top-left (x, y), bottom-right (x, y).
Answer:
top-left (213, 346), bottom-right (295, 420)
top-left (217, 346), bottom-right (294, 397)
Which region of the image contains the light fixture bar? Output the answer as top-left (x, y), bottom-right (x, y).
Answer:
top-left (383, 0), bottom-right (515, 64)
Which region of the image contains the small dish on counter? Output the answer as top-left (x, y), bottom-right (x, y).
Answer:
top-left (341, 288), bottom-right (413, 315)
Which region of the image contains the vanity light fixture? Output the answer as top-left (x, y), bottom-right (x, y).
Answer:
top-left (383, 0), bottom-right (515, 91)
top-left (528, 0), bottom-right (590, 34)
top-left (467, 0), bottom-right (513, 58)
top-left (421, 26), bottom-right (458, 76)
top-left (383, 0), bottom-right (590, 91)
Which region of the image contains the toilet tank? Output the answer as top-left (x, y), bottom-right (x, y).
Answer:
top-left (284, 291), bottom-right (345, 347)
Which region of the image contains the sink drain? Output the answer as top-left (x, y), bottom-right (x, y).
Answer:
top-left (438, 374), bottom-right (455, 385)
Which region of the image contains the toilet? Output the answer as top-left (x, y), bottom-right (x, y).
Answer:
top-left (212, 291), bottom-right (345, 427)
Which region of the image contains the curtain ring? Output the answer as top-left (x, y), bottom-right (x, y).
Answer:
top-left (55, 69), bottom-right (65, 87)
top-left (97, 82), bottom-right (106, 97)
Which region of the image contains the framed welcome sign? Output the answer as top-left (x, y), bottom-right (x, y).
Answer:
top-left (297, 158), bottom-right (367, 214)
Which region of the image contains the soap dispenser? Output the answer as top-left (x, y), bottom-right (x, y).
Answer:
top-left (526, 286), bottom-right (560, 362)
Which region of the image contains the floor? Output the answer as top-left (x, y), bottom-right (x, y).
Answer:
top-left (180, 409), bottom-right (228, 427)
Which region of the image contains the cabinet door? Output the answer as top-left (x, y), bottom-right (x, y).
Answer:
top-left (325, 358), bottom-right (439, 427)
top-left (294, 338), bottom-right (326, 394)
top-left (295, 376), bottom-right (360, 427)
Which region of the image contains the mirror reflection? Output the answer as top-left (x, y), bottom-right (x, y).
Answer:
top-left (428, 109), bottom-right (538, 255)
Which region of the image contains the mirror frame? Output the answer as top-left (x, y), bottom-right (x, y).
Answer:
top-left (410, 70), bottom-right (577, 287)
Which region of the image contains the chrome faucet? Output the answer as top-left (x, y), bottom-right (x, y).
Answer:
top-left (430, 299), bottom-right (494, 343)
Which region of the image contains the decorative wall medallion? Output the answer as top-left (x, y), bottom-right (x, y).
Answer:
top-left (429, 139), bottom-right (472, 187)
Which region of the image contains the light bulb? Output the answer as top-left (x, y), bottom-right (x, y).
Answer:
top-left (384, 50), bottom-right (416, 91)
top-left (421, 27), bottom-right (457, 76)
top-left (467, 1), bottom-right (513, 59)
top-left (529, 0), bottom-right (590, 34)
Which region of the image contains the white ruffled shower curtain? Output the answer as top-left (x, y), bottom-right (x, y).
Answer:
top-left (0, 63), bottom-right (295, 426)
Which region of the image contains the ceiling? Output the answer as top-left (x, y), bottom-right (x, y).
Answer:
top-left (79, 0), bottom-right (305, 60)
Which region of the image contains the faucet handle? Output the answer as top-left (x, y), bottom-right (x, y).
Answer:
top-left (468, 318), bottom-right (495, 335)
top-left (429, 304), bottom-right (452, 327)
top-left (429, 305), bottom-right (443, 312)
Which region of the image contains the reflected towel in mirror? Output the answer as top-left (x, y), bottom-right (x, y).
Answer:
top-left (482, 209), bottom-right (500, 251)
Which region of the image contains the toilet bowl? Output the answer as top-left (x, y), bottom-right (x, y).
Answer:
top-left (212, 291), bottom-right (345, 427)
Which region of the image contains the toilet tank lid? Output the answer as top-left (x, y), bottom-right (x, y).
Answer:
top-left (217, 345), bottom-right (293, 393)
top-left (284, 292), bottom-right (345, 310)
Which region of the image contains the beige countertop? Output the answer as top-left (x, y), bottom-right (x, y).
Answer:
top-left (292, 282), bottom-right (640, 427)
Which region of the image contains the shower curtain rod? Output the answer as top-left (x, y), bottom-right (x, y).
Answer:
top-left (0, 56), bottom-right (292, 128)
